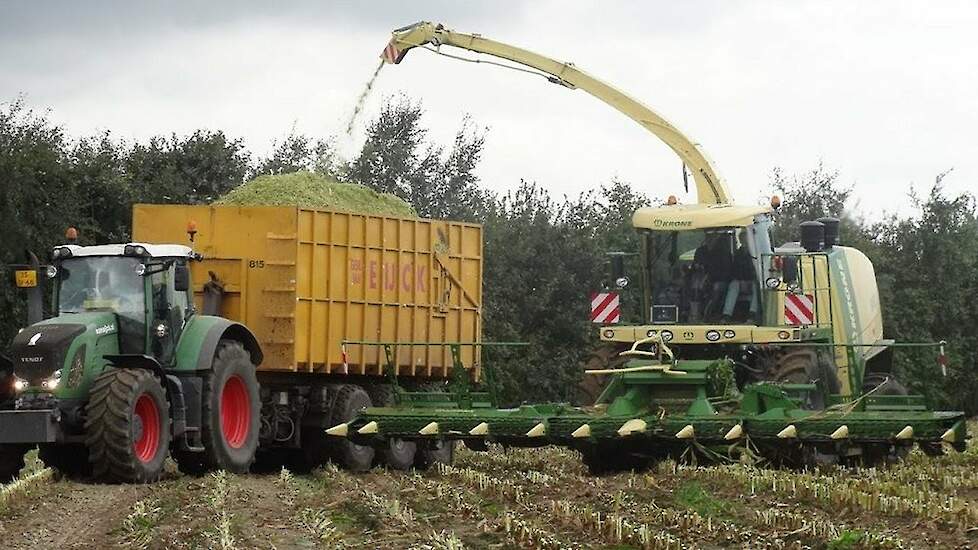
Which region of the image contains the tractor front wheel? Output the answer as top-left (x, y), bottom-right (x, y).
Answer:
top-left (85, 368), bottom-right (170, 483)
top-left (175, 340), bottom-right (260, 476)
top-left (0, 444), bottom-right (28, 482)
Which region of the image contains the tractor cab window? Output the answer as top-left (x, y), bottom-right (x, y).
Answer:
top-left (645, 227), bottom-right (760, 324)
top-left (57, 256), bottom-right (146, 353)
top-left (148, 260), bottom-right (189, 365)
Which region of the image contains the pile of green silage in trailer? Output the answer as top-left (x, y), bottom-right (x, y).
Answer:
top-left (215, 171), bottom-right (417, 217)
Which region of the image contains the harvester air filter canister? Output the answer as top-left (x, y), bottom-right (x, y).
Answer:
top-left (799, 221), bottom-right (825, 252)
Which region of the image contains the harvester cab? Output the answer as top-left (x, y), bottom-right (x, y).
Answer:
top-left (1, 240), bottom-right (263, 483)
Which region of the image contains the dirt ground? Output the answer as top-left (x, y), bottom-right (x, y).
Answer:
top-left (1, 422), bottom-right (976, 550)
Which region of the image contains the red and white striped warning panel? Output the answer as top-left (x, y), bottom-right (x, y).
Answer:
top-left (590, 292), bottom-right (621, 324)
top-left (784, 293), bottom-right (815, 325)
top-left (381, 43), bottom-right (402, 64)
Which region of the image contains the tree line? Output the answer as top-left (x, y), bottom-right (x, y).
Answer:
top-left (1, 96), bottom-right (975, 413)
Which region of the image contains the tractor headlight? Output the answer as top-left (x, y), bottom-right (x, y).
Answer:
top-left (123, 245), bottom-right (149, 257)
top-left (51, 247), bottom-right (72, 260)
top-left (42, 370), bottom-right (62, 390)
top-left (12, 376), bottom-right (28, 392)
top-left (723, 330), bottom-right (736, 339)
top-left (660, 330), bottom-right (673, 342)
top-left (155, 323), bottom-right (169, 338)
top-left (646, 329), bottom-right (657, 338)
top-left (45, 265), bottom-right (58, 279)
top-left (705, 330), bottom-right (721, 342)
top-left (602, 329), bottom-right (615, 339)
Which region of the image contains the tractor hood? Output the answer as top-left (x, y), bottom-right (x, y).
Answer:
top-left (9, 312), bottom-right (116, 388)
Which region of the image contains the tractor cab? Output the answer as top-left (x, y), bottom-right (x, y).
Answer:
top-left (50, 243), bottom-right (196, 366)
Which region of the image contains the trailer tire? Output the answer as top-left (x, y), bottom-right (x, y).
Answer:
top-left (367, 385), bottom-right (418, 470)
top-left (85, 368), bottom-right (170, 483)
top-left (329, 385), bottom-right (375, 472)
top-left (415, 439), bottom-right (454, 470)
top-left (0, 444), bottom-right (28, 482)
top-left (175, 340), bottom-right (260, 476)
top-left (39, 443), bottom-right (91, 478)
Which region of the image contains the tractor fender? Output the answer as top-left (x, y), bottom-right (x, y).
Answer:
top-left (175, 315), bottom-right (263, 372)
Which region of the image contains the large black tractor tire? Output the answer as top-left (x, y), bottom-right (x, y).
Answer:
top-left (329, 385), bottom-right (375, 472)
top-left (772, 349), bottom-right (840, 410)
top-left (85, 368), bottom-right (171, 483)
top-left (415, 439), bottom-right (455, 471)
top-left (39, 443), bottom-right (92, 478)
top-left (367, 385), bottom-right (417, 470)
top-left (174, 340), bottom-right (260, 476)
top-left (0, 444), bottom-right (29, 482)
top-left (577, 344), bottom-right (629, 406)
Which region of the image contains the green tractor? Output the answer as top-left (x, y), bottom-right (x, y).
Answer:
top-left (0, 241), bottom-right (262, 483)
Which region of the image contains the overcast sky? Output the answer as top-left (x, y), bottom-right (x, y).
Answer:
top-left (2, 1), bottom-right (975, 217)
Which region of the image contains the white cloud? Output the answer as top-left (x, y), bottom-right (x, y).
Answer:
top-left (2, 1), bottom-right (975, 217)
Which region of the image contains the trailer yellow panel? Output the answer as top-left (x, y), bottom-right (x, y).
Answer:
top-left (132, 204), bottom-right (482, 378)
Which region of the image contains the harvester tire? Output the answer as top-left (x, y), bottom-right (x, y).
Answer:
top-left (578, 344), bottom-right (629, 405)
top-left (415, 439), bottom-right (454, 470)
top-left (861, 373), bottom-right (906, 396)
top-left (772, 349), bottom-right (839, 409)
top-left (39, 443), bottom-right (92, 478)
top-left (174, 340), bottom-right (260, 476)
top-left (368, 385), bottom-right (417, 470)
top-left (85, 368), bottom-right (170, 483)
top-left (0, 444), bottom-right (28, 482)
top-left (329, 384), bottom-right (375, 472)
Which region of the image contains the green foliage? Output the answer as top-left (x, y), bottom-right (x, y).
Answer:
top-left (215, 171), bottom-right (416, 217)
top-left (827, 530), bottom-right (865, 550)
top-left (674, 482), bottom-right (730, 518)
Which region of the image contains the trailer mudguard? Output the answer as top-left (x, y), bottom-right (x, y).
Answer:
top-left (174, 315), bottom-right (263, 372)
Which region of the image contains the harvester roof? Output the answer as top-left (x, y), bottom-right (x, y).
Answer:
top-left (632, 203), bottom-right (772, 230)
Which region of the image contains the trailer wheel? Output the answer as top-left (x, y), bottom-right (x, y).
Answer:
top-left (175, 340), bottom-right (259, 476)
top-left (85, 368), bottom-right (170, 483)
top-left (330, 385), bottom-right (375, 472)
top-left (39, 443), bottom-right (91, 478)
top-left (415, 439), bottom-right (454, 470)
top-left (0, 444), bottom-right (28, 482)
top-left (367, 385), bottom-right (417, 470)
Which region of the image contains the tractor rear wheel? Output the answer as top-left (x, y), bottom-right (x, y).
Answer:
top-left (85, 368), bottom-right (170, 483)
top-left (367, 385), bottom-right (417, 470)
top-left (329, 385), bottom-right (375, 472)
top-left (174, 340), bottom-right (260, 476)
top-left (39, 443), bottom-right (91, 478)
top-left (0, 444), bottom-right (28, 482)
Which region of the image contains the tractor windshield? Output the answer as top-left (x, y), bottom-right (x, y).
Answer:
top-left (57, 256), bottom-right (145, 321)
top-left (644, 227), bottom-right (759, 324)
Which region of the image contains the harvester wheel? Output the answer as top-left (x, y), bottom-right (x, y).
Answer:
top-left (368, 385), bottom-right (417, 470)
top-left (0, 444), bottom-right (28, 482)
top-left (39, 443), bottom-right (92, 478)
top-left (772, 349), bottom-right (839, 409)
top-left (578, 344), bottom-right (629, 405)
top-left (415, 439), bottom-right (455, 470)
top-left (174, 340), bottom-right (260, 476)
top-left (861, 372), bottom-right (906, 396)
top-left (329, 384), bottom-right (375, 472)
top-left (85, 368), bottom-right (170, 483)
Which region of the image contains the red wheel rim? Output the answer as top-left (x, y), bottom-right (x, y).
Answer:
top-left (220, 375), bottom-right (250, 449)
top-left (133, 393), bottom-right (161, 463)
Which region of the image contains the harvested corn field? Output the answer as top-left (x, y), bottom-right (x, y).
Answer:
top-left (215, 171), bottom-right (417, 217)
top-left (0, 421), bottom-right (975, 549)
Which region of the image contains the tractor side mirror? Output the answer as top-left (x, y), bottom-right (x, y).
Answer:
top-left (782, 256), bottom-right (799, 285)
top-left (174, 264), bottom-right (190, 292)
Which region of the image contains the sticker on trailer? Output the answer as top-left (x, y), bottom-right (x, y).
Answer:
top-left (590, 292), bottom-right (621, 324)
top-left (784, 293), bottom-right (815, 325)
